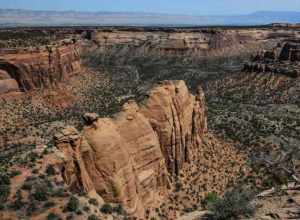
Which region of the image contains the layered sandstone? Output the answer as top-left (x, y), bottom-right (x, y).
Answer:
top-left (54, 80), bottom-right (207, 217)
top-left (91, 29), bottom-right (259, 56)
top-left (0, 40), bottom-right (81, 96)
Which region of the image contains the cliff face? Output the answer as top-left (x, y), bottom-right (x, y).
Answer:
top-left (0, 41), bottom-right (81, 96)
top-left (140, 81), bottom-right (207, 175)
top-left (91, 29), bottom-right (273, 57)
top-left (54, 80), bottom-right (208, 217)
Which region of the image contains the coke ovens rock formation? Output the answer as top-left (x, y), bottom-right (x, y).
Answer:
top-left (54, 80), bottom-right (208, 217)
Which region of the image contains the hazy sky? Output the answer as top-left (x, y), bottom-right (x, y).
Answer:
top-left (1, 0), bottom-right (300, 15)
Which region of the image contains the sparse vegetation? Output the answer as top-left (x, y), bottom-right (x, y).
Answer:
top-left (46, 165), bottom-right (56, 176)
top-left (47, 213), bottom-right (62, 220)
top-left (208, 188), bottom-right (255, 220)
top-left (88, 198), bottom-right (99, 206)
top-left (88, 214), bottom-right (100, 220)
top-left (0, 174), bottom-right (11, 202)
top-left (203, 192), bottom-right (218, 208)
top-left (100, 203), bottom-right (113, 214)
top-left (65, 196), bottom-right (79, 212)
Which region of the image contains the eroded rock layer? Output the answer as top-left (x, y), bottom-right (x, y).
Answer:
top-left (90, 28), bottom-right (285, 57)
top-left (55, 80), bottom-right (207, 216)
top-left (244, 40), bottom-right (300, 78)
top-left (0, 41), bottom-right (81, 96)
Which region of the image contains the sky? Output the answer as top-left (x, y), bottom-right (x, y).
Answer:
top-left (1, 0), bottom-right (300, 15)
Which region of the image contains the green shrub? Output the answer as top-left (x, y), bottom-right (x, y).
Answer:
top-left (47, 213), bottom-right (61, 220)
top-left (88, 198), bottom-right (99, 206)
top-left (44, 201), bottom-right (56, 208)
top-left (209, 188), bottom-right (255, 220)
top-left (83, 205), bottom-right (90, 212)
top-left (100, 203), bottom-right (113, 214)
top-left (0, 174), bottom-right (10, 185)
top-left (203, 192), bottom-right (218, 208)
top-left (88, 214), bottom-right (100, 220)
top-left (113, 204), bottom-right (126, 215)
top-left (0, 184), bottom-right (10, 202)
top-left (26, 202), bottom-right (37, 216)
top-left (66, 196), bottom-right (79, 212)
top-left (32, 185), bottom-right (48, 201)
top-left (46, 165), bottom-right (56, 176)
top-left (9, 170), bottom-right (22, 177)
top-left (21, 182), bottom-right (32, 191)
top-left (10, 190), bottom-right (24, 210)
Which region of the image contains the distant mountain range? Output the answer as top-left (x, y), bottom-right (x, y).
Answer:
top-left (1, 9), bottom-right (300, 27)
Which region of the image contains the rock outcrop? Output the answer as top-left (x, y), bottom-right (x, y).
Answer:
top-left (140, 81), bottom-right (207, 175)
top-left (0, 41), bottom-right (81, 96)
top-left (54, 80), bottom-right (208, 217)
top-left (244, 41), bottom-right (300, 78)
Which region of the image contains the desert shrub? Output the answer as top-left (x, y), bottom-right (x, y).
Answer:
top-left (32, 185), bottom-right (48, 201)
top-left (47, 213), bottom-right (61, 220)
top-left (9, 170), bottom-right (22, 177)
top-left (0, 184), bottom-right (10, 202)
top-left (46, 165), bottom-right (56, 176)
top-left (209, 188), bottom-right (255, 220)
top-left (203, 192), bottom-right (218, 208)
top-left (0, 203), bottom-right (5, 211)
top-left (66, 196), bottom-right (79, 212)
top-left (174, 182), bottom-right (182, 192)
top-left (10, 190), bottom-right (24, 210)
top-left (88, 198), bottom-right (99, 206)
top-left (52, 187), bottom-right (67, 197)
top-left (88, 214), bottom-right (100, 220)
top-left (100, 203), bottom-right (113, 214)
top-left (26, 202), bottom-right (37, 216)
top-left (113, 204), bottom-right (126, 215)
top-left (44, 201), bottom-right (56, 208)
top-left (0, 174), bottom-right (10, 185)
top-left (83, 205), bottom-right (90, 212)
top-left (21, 182), bottom-right (32, 191)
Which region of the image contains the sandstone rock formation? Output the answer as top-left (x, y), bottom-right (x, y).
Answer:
top-left (140, 81), bottom-right (207, 175)
top-left (0, 41), bottom-right (81, 96)
top-left (55, 80), bottom-right (208, 217)
top-left (91, 29), bottom-right (265, 57)
top-left (244, 41), bottom-right (300, 78)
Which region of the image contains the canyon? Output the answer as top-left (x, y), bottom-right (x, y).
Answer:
top-left (1, 26), bottom-right (300, 220)
top-left (0, 26), bottom-right (297, 96)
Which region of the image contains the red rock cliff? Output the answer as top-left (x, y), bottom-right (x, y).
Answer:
top-left (0, 41), bottom-right (81, 96)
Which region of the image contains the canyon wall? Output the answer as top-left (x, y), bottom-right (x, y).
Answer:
top-left (0, 41), bottom-right (81, 96)
top-left (54, 80), bottom-right (207, 217)
top-left (90, 29), bottom-right (284, 57)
